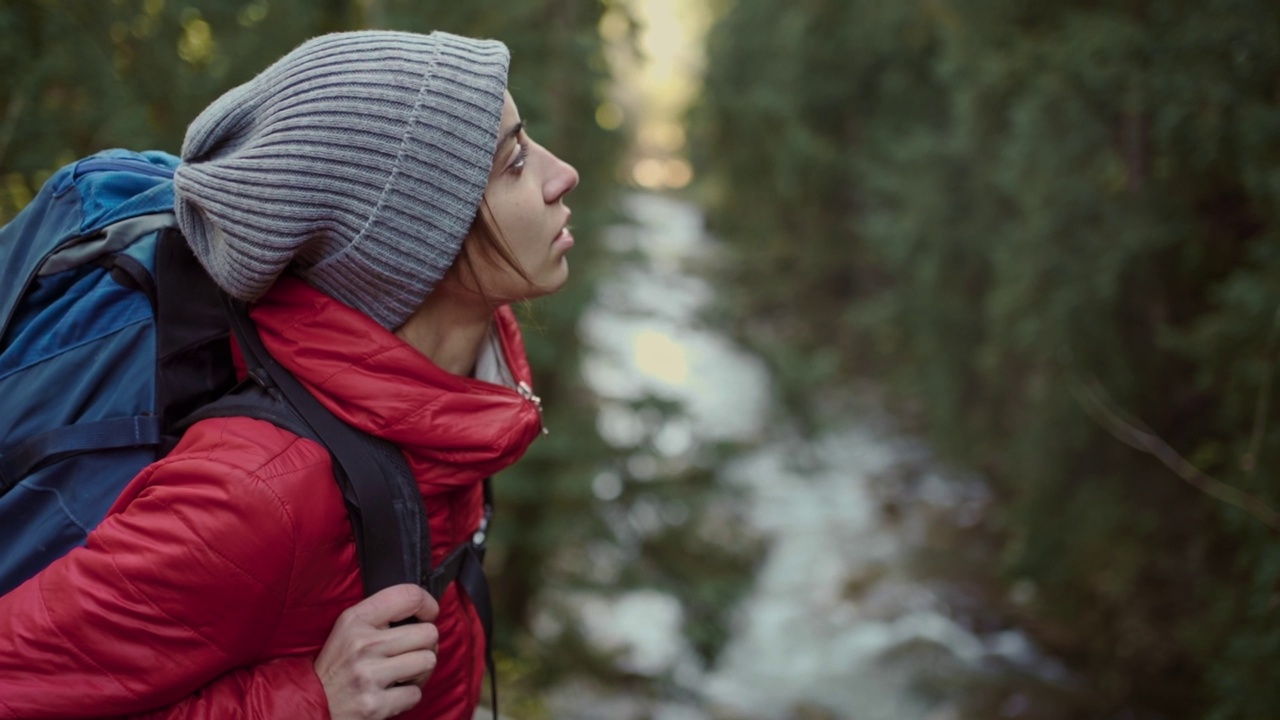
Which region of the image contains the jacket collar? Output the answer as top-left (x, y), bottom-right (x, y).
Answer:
top-left (249, 275), bottom-right (543, 470)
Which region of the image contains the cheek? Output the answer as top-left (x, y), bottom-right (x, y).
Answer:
top-left (502, 196), bottom-right (546, 246)
top-left (512, 186), bottom-right (544, 220)
top-left (486, 187), bottom-right (538, 234)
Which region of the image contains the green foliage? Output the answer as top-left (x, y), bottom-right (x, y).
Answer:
top-left (0, 0), bottom-right (333, 220)
top-left (695, 0), bottom-right (1280, 717)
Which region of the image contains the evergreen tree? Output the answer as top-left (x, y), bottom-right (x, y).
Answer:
top-left (694, 0), bottom-right (1280, 717)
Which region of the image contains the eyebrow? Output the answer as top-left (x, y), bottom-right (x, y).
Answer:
top-left (494, 121), bottom-right (524, 160)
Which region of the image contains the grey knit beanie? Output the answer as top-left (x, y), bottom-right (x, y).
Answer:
top-left (173, 30), bottom-right (510, 329)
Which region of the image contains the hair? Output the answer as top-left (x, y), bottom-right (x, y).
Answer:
top-left (449, 197), bottom-right (540, 305)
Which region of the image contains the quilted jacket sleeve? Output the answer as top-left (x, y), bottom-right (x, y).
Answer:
top-left (130, 656), bottom-right (330, 720)
top-left (0, 431), bottom-right (330, 718)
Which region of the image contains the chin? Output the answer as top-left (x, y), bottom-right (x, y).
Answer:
top-left (547, 264), bottom-right (571, 293)
top-left (537, 260), bottom-right (571, 295)
top-left (508, 272), bottom-right (569, 303)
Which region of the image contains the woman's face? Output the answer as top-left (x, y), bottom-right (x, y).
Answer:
top-left (460, 90), bottom-right (580, 303)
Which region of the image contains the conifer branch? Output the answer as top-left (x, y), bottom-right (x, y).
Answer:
top-left (1070, 376), bottom-right (1280, 533)
top-left (1243, 303), bottom-right (1280, 476)
top-left (0, 93), bottom-right (26, 169)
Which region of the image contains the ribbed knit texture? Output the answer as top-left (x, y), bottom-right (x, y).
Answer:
top-left (173, 31), bottom-right (510, 330)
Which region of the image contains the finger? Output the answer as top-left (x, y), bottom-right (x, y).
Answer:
top-left (382, 683), bottom-right (425, 718)
top-left (373, 650), bottom-right (438, 689)
top-left (347, 584), bottom-right (436, 628)
top-left (402, 667), bottom-right (433, 689)
top-left (413, 590), bottom-right (440, 623)
top-left (373, 621), bottom-right (439, 658)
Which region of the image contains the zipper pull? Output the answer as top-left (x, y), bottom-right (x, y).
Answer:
top-left (517, 381), bottom-right (550, 435)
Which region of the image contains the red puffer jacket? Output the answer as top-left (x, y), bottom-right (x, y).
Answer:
top-left (0, 275), bottom-right (543, 719)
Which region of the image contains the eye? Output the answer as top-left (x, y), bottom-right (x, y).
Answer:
top-left (507, 140), bottom-right (529, 175)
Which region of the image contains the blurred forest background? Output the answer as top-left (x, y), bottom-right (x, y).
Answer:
top-left (3, 0), bottom-right (1279, 718)
top-left (693, 1), bottom-right (1280, 719)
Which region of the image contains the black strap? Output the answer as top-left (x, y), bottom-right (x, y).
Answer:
top-left (0, 416), bottom-right (160, 493)
top-left (201, 296), bottom-right (498, 715)
top-left (198, 336), bottom-right (500, 719)
top-left (222, 295), bottom-right (430, 598)
top-left (153, 228), bottom-right (237, 433)
top-left (421, 534), bottom-right (496, 718)
top-left (177, 382), bottom-right (318, 446)
top-left (179, 382), bottom-right (402, 592)
top-left (102, 254), bottom-right (157, 310)
top-left (466, 476), bottom-right (498, 718)
top-left (458, 543), bottom-right (498, 718)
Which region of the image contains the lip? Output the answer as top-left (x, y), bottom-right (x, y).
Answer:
top-left (552, 226), bottom-right (575, 251)
top-left (552, 211), bottom-right (574, 249)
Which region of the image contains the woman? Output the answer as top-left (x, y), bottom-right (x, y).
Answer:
top-left (0, 30), bottom-right (578, 720)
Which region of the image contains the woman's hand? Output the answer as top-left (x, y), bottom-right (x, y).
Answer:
top-left (314, 584), bottom-right (441, 720)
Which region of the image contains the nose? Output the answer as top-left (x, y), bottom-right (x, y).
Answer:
top-left (542, 145), bottom-right (580, 204)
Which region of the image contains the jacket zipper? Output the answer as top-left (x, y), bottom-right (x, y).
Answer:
top-left (515, 381), bottom-right (548, 435)
top-left (490, 321), bottom-right (548, 436)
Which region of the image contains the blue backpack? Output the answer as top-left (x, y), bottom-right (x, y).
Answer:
top-left (0, 150), bottom-right (442, 599)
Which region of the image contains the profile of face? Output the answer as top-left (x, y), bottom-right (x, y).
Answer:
top-left (450, 90), bottom-right (580, 304)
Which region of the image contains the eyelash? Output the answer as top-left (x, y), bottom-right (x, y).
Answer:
top-left (508, 140), bottom-right (529, 175)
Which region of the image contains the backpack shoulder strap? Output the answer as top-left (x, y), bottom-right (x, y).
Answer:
top-left (179, 382), bottom-right (316, 445)
top-left (220, 296), bottom-right (431, 599)
top-left (187, 300), bottom-right (500, 718)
